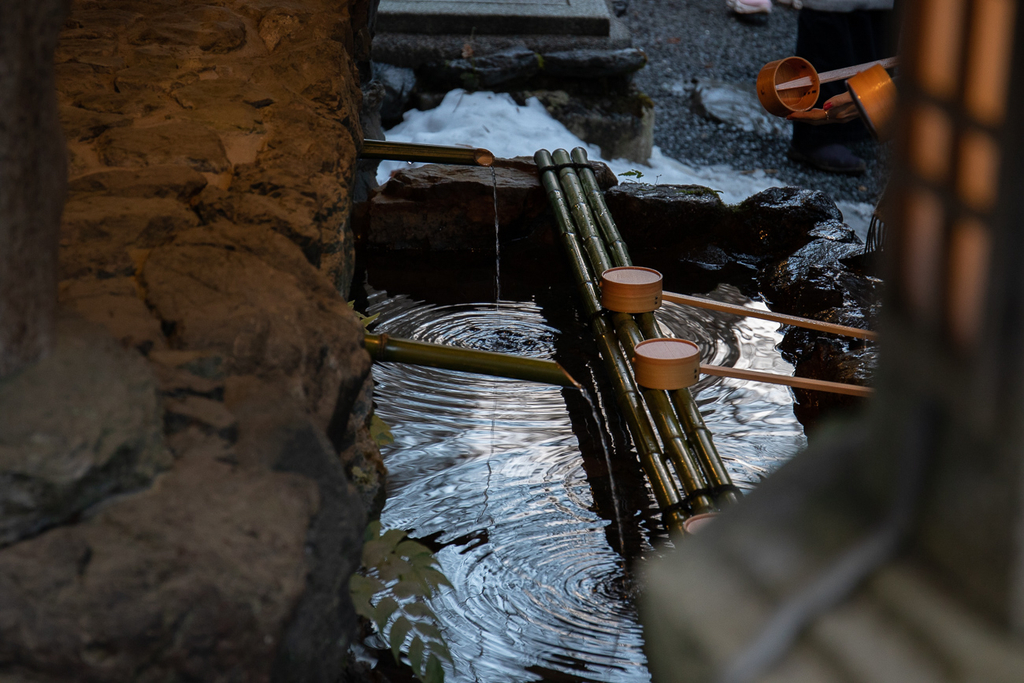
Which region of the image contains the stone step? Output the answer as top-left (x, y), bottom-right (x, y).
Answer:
top-left (377, 0), bottom-right (611, 37)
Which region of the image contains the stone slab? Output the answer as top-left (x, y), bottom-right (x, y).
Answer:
top-left (372, 18), bottom-right (631, 68)
top-left (377, 0), bottom-right (611, 36)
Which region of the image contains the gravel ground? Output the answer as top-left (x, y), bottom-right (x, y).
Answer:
top-left (621, 0), bottom-right (890, 205)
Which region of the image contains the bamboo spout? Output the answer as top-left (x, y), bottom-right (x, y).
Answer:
top-left (360, 139), bottom-right (494, 166)
top-left (364, 332), bottom-right (578, 388)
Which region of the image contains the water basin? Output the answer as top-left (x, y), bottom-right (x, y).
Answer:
top-left (354, 245), bottom-right (807, 681)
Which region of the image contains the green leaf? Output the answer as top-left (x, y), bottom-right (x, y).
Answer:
top-left (408, 635), bottom-right (426, 675)
top-left (349, 574), bottom-right (384, 621)
top-left (380, 528), bottom-right (407, 549)
top-left (392, 578), bottom-right (425, 599)
top-left (395, 539), bottom-right (434, 560)
top-left (389, 616), bottom-right (414, 662)
top-left (419, 567), bottom-right (453, 590)
top-left (364, 520), bottom-right (382, 544)
top-left (373, 596), bottom-right (399, 629)
top-left (425, 653), bottom-right (445, 683)
top-left (378, 557), bottom-right (414, 582)
top-left (370, 414), bottom-right (394, 447)
top-left (362, 538), bottom-right (394, 568)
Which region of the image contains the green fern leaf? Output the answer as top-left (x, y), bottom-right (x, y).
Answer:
top-left (390, 616), bottom-right (414, 662)
top-left (425, 653), bottom-right (445, 683)
top-left (408, 636), bottom-right (426, 674)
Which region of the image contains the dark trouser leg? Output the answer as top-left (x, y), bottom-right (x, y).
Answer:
top-left (791, 8), bottom-right (890, 151)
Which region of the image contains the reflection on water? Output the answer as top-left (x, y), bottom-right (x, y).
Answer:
top-left (366, 284), bottom-right (805, 682)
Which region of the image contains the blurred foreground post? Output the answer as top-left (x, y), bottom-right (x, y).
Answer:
top-left (0, 0), bottom-right (69, 378)
top-left (642, 0), bottom-right (1024, 680)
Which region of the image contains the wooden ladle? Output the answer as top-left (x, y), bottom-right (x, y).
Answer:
top-left (757, 56), bottom-right (898, 136)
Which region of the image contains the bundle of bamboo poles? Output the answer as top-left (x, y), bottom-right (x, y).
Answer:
top-left (535, 147), bottom-right (741, 535)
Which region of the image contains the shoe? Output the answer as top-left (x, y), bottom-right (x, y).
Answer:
top-left (726, 0), bottom-right (771, 24)
top-left (788, 143), bottom-right (866, 175)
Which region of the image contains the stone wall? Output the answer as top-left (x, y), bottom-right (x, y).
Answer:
top-left (0, 1), bottom-right (384, 681)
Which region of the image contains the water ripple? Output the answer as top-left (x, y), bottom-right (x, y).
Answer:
top-left (367, 291), bottom-right (805, 682)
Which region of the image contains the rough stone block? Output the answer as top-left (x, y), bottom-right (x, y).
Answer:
top-left (0, 315), bottom-right (171, 548)
top-left (59, 277), bottom-right (166, 354)
top-left (127, 6), bottom-right (246, 54)
top-left (140, 222), bottom-right (370, 428)
top-left (95, 122), bottom-right (230, 173)
top-left (68, 165), bottom-right (208, 201)
top-left (59, 195), bottom-right (200, 279)
top-left (0, 456), bottom-right (317, 681)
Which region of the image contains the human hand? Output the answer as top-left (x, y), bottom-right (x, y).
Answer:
top-left (786, 92), bottom-right (859, 125)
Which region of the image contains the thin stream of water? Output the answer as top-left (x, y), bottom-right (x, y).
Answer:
top-left (491, 167), bottom-right (500, 306)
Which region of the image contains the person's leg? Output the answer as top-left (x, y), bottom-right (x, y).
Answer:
top-left (792, 10), bottom-right (865, 147)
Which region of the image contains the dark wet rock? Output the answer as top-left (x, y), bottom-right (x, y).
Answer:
top-left (421, 47), bottom-right (540, 90)
top-left (605, 184), bottom-right (841, 268)
top-left (525, 89), bottom-right (654, 163)
top-left (541, 48), bottom-right (647, 79)
top-left (360, 156), bottom-right (616, 250)
top-left (758, 238), bottom-right (873, 316)
top-left (808, 218), bottom-right (860, 243)
top-left (786, 336), bottom-right (878, 428)
top-left (373, 61), bottom-right (416, 124)
top-left (692, 80), bottom-right (788, 138)
top-left (605, 182), bottom-right (729, 248)
top-left (0, 315), bottom-right (171, 548)
top-left (731, 187), bottom-right (845, 258)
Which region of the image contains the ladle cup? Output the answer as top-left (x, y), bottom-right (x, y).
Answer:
top-left (756, 56), bottom-right (821, 117)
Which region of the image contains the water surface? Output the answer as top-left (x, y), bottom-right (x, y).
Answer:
top-left (361, 249), bottom-right (805, 681)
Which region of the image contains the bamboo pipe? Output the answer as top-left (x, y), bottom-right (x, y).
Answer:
top-left (662, 291), bottom-right (878, 341)
top-left (612, 311), bottom-right (716, 513)
top-left (569, 148), bottom-right (740, 506)
top-left (570, 148), bottom-right (631, 266)
top-left (536, 149), bottom-right (688, 533)
top-left (775, 56), bottom-right (898, 91)
top-left (360, 139), bottom-right (495, 166)
top-left (699, 363), bottom-right (873, 397)
top-left (553, 150), bottom-right (614, 275)
top-left (551, 149), bottom-right (717, 516)
top-left (364, 333), bottom-right (579, 388)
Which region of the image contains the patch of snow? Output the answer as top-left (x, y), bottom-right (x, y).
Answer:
top-left (376, 89), bottom-right (874, 222)
top-left (835, 200), bottom-right (874, 242)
